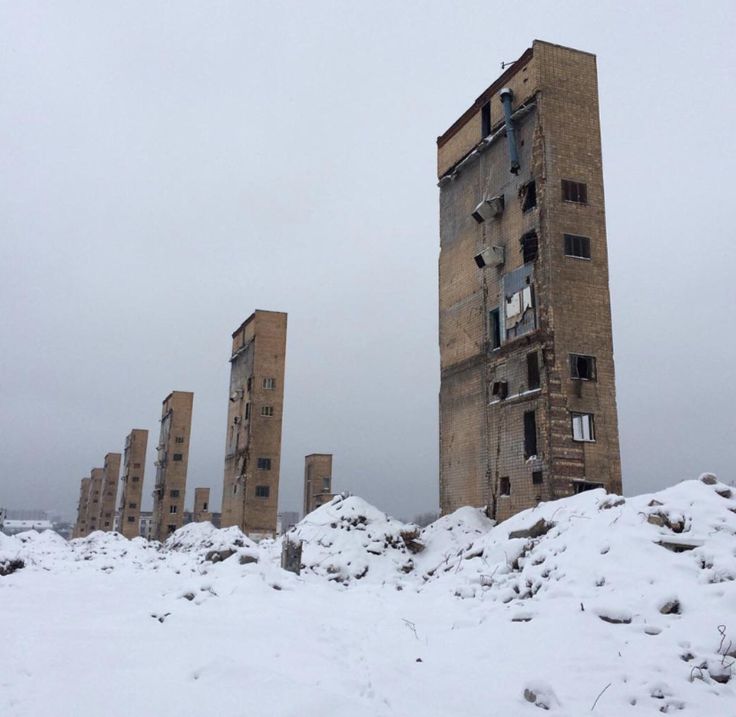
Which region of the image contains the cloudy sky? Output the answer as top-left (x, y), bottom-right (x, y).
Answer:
top-left (1, 1), bottom-right (734, 521)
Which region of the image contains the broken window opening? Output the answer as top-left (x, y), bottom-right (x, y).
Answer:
top-left (532, 471), bottom-right (543, 485)
top-left (167, 524), bottom-right (176, 534)
top-left (573, 480), bottom-right (604, 494)
top-left (499, 477), bottom-right (511, 496)
top-left (571, 412), bottom-right (595, 442)
top-left (570, 354), bottom-right (596, 381)
top-left (561, 179), bottom-right (588, 204)
top-left (521, 181), bottom-right (536, 212)
top-left (257, 457), bottom-right (272, 471)
top-left (527, 352), bottom-right (540, 390)
top-left (491, 380), bottom-right (508, 400)
top-left (489, 309), bottom-right (501, 350)
top-left (564, 234), bottom-right (591, 259)
top-left (524, 410), bottom-right (538, 459)
top-left (481, 102), bottom-right (491, 138)
top-left (520, 231), bottom-right (538, 264)
top-left (202, 502), bottom-right (208, 511)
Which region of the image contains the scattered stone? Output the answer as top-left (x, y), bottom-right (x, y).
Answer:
top-left (182, 592), bottom-right (195, 601)
top-left (599, 614), bottom-right (632, 625)
top-left (204, 549), bottom-right (236, 563)
top-left (0, 558), bottom-right (24, 576)
top-left (716, 488), bottom-right (732, 499)
top-left (648, 499), bottom-right (664, 507)
top-left (699, 474), bottom-right (718, 485)
top-left (238, 553), bottom-right (258, 565)
top-left (659, 599), bottom-right (681, 615)
top-left (509, 518), bottom-right (554, 540)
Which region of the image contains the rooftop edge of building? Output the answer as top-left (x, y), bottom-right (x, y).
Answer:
top-left (436, 39), bottom-right (596, 150)
top-left (231, 309), bottom-right (288, 339)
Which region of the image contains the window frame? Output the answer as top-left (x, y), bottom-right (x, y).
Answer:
top-left (570, 354), bottom-right (597, 381)
top-left (561, 179), bottom-right (588, 204)
top-left (564, 233), bottom-right (591, 260)
top-left (571, 412), bottom-right (596, 442)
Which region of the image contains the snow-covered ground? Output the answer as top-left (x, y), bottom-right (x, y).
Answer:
top-left (2, 475), bottom-right (735, 716)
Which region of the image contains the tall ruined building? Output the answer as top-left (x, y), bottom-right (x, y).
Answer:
top-left (118, 429), bottom-right (148, 538)
top-left (438, 40), bottom-right (622, 521)
top-left (99, 452), bottom-right (121, 531)
top-left (303, 453), bottom-right (333, 516)
top-left (73, 476), bottom-right (90, 538)
top-left (221, 310), bottom-right (287, 538)
top-left (85, 467), bottom-right (104, 534)
top-left (151, 391), bottom-right (194, 541)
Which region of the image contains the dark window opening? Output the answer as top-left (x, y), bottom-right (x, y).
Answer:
top-left (489, 309), bottom-right (501, 349)
top-left (564, 234), bottom-right (591, 259)
top-left (202, 502), bottom-right (208, 511)
top-left (167, 524), bottom-right (176, 534)
top-left (521, 181), bottom-right (536, 212)
top-left (127, 516), bottom-right (135, 523)
top-left (524, 411), bottom-right (538, 459)
top-left (172, 453), bottom-right (183, 462)
top-left (499, 477), bottom-right (511, 496)
top-left (520, 231), bottom-right (538, 264)
top-left (257, 457), bottom-right (272, 471)
top-left (133, 463), bottom-right (141, 468)
top-left (132, 476), bottom-right (140, 482)
top-left (247, 377), bottom-right (253, 392)
top-left (169, 505), bottom-right (178, 514)
top-left (491, 380), bottom-right (508, 400)
top-left (527, 352), bottom-right (540, 390)
top-left (532, 471), bottom-right (543, 485)
top-left (570, 354), bottom-right (596, 380)
top-left (255, 485), bottom-right (270, 498)
top-left (129, 502), bottom-right (137, 509)
top-left (573, 480), bottom-right (604, 494)
top-left (481, 102), bottom-right (491, 137)
top-left (170, 490), bottom-right (180, 498)
top-left (175, 436), bottom-right (184, 444)
top-left (245, 402), bottom-right (251, 420)
top-left (562, 179), bottom-right (588, 204)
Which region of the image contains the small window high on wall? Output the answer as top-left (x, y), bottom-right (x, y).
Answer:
top-left (481, 102), bottom-right (491, 138)
top-left (571, 413), bottom-right (595, 442)
top-left (561, 179), bottom-right (587, 204)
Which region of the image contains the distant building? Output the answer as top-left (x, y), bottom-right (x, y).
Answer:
top-left (151, 391), bottom-right (194, 541)
top-left (2, 519), bottom-right (53, 535)
top-left (437, 40), bottom-right (622, 521)
top-left (193, 487), bottom-right (212, 523)
top-left (303, 454), bottom-right (334, 515)
top-left (221, 310), bottom-right (287, 538)
top-left (139, 511), bottom-right (154, 540)
top-left (73, 478), bottom-right (91, 538)
top-left (118, 429), bottom-right (149, 538)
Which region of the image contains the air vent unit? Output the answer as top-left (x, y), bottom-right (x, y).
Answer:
top-left (474, 245), bottom-right (505, 269)
top-left (471, 194), bottom-right (505, 223)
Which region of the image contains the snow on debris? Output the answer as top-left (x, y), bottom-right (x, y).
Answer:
top-left (1, 475), bottom-right (736, 716)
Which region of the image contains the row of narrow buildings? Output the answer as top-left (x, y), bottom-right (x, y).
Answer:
top-left (73, 311), bottom-right (334, 541)
top-left (74, 39), bottom-right (623, 539)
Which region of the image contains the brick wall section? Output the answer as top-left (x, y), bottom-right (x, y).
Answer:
top-left (221, 310), bottom-right (287, 538)
top-left (438, 40), bottom-right (622, 520)
top-left (303, 454), bottom-right (333, 516)
top-left (118, 429), bottom-right (148, 539)
top-left (151, 391), bottom-right (194, 541)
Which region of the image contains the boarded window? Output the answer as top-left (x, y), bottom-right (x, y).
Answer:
top-left (524, 411), bottom-right (538, 458)
top-left (561, 179), bottom-right (587, 203)
top-left (571, 413), bottom-right (595, 442)
top-left (527, 352), bottom-right (540, 390)
top-left (570, 354), bottom-right (596, 380)
top-left (564, 234), bottom-right (591, 259)
top-left (255, 485), bottom-right (270, 498)
top-left (257, 457), bottom-right (272, 470)
top-left (500, 477), bottom-right (511, 496)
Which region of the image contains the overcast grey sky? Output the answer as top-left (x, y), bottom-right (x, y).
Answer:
top-left (1, 1), bottom-right (734, 521)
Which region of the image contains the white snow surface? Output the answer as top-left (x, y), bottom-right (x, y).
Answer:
top-left (2, 477), bottom-right (736, 716)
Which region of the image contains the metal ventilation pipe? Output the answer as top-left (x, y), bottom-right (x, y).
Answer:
top-left (499, 87), bottom-right (520, 174)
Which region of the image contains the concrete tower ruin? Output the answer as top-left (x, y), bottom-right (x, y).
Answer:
top-left (303, 453), bottom-right (333, 516)
top-left (193, 487), bottom-right (212, 523)
top-left (99, 452), bottom-right (121, 532)
top-left (221, 310), bottom-right (287, 538)
top-left (118, 429), bottom-right (148, 538)
top-left (151, 391), bottom-right (194, 541)
top-left (438, 40), bottom-right (622, 521)
top-left (73, 476), bottom-right (90, 538)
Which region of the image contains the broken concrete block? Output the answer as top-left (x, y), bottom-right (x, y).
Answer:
top-left (508, 518), bottom-right (554, 540)
top-left (700, 473), bottom-right (718, 485)
top-left (204, 549), bottom-right (236, 563)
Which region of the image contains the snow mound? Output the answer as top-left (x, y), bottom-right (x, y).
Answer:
top-left (165, 521), bottom-right (258, 563)
top-left (285, 494), bottom-right (421, 583)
